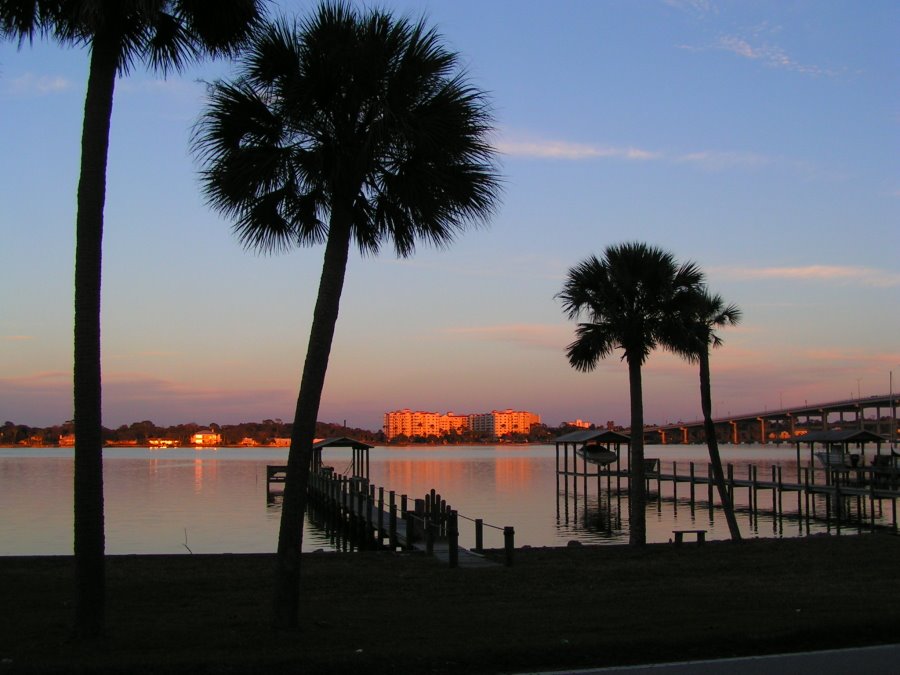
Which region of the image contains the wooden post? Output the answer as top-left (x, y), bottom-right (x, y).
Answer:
top-left (474, 518), bottom-right (484, 553)
top-left (425, 517), bottom-right (434, 555)
top-left (378, 487), bottom-right (385, 541)
top-left (389, 491), bottom-right (398, 549)
top-left (504, 526), bottom-right (515, 567)
top-left (405, 510), bottom-right (415, 549)
top-left (673, 461), bottom-right (678, 501)
top-left (448, 510), bottom-right (459, 569)
top-left (689, 461), bottom-right (696, 507)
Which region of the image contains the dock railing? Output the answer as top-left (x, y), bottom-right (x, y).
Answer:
top-left (271, 465), bottom-right (515, 567)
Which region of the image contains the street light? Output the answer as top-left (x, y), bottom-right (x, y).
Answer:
top-left (891, 367), bottom-right (899, 451)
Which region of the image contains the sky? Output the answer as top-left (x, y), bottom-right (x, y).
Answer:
top-left (1, 0), bottom-right (898, 432)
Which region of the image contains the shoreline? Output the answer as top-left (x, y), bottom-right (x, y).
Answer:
top-left (3, 534), bottom-right (900, 673)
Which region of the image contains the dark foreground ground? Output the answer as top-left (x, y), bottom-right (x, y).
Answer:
top-left (3, 534), bottom-right (899, 674)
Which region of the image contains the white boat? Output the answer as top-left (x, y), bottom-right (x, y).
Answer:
top-left (815, 450), bottom-right (860, 468)
top-left (576, 443), bottom-right (618, 466)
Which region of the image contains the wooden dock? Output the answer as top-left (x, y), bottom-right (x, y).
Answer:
top-left (268, 465), bottom-right (514, 567)
top-left (558, 456), bottom-right (900, 534)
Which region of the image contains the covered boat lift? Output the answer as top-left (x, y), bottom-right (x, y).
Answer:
top-left (792, 429), bottom-right (889, 485)
top-left (555, 429), bottom-right (631, 497)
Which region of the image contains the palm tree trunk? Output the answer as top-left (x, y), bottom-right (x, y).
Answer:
top-left (699, 349), bottom-right (742, 541)
top-left (627, 357), bottom-right (646, 546)
top-left (73, 36), bottom-right (118, 640)
top-left (273, 210), bottom-right (353, 629)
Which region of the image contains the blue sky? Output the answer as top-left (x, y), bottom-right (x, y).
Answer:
top-left (1, 0), bottom-right (898, 431)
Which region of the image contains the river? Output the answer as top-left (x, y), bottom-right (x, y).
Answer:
top-left (0, 443), bottom-right (877, 555)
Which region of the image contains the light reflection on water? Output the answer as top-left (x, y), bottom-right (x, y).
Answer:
top-left (0, 444), bottom-right (882, 555)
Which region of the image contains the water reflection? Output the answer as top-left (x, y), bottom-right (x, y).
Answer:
top-left (0, 444), bottom-right (890, 555)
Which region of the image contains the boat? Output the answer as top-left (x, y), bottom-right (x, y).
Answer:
top-left (576, 443), bottom-right (618, 466)
top-left (815, 449), bottom-right (860, 468)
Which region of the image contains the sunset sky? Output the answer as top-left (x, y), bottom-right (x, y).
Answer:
top-left (1, 0), bottom-right (897, 432)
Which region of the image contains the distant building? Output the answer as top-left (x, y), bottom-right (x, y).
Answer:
top-left (469, 410), bottom-right (541, 439)
top-left (58, 434), bottom-right (75, 446)
top-left (148, 438), bottom-right (179, 448)
top-left (191, 430), bottom-right (222, 446)
top-left (564, 419), bottom-right (592, 429)
top-left (384, 408), bottom-right (540, 440)
top-left (273, 437), bottom-right (291, 447)
top-left (383, 409), bottom-right (468, 439)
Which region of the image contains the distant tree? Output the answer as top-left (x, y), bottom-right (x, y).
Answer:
top-left (192, 2), bottom-right (500, 628)
top-left (557, 242), bottom-right (703, 546)
top-left (1, 0), bottom-right (264, 638)
top-left (672, 288), bottom-right (743, 541)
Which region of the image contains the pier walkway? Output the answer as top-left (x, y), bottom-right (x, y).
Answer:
top-left (266, 439), bottom-right (515, 567)
top-left (556, 429), bottom-right (900, 533)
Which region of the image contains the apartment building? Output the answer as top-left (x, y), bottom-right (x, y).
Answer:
top-left (383, 409), bottom-right (468, 439)
top-left (384, 408), bottom-right (540, 440)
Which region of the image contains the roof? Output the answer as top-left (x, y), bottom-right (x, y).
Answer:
top-left (792, 429), bottom-right (887, 444)
top-left (312, 436), bottom-right (374, 451)
top-left (554, 429), bottom-right (631, 444)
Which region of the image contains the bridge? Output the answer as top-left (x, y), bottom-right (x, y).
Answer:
top-left (642, 393), bottom-right (899, 445)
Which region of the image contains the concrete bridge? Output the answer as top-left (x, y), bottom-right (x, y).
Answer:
top-left (643, 393), bottom-right (899, 445)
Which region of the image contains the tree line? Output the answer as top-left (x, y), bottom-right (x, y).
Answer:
top-left (1, 419), bottom-right (618, 447)
top-left (0, 419), bottom-right (383, 446)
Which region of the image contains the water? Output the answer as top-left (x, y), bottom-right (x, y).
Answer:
top-left (0, 444), bottom-right (887, 556)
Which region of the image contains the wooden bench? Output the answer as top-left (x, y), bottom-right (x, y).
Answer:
top-left (672, 529), bottom-right (706, 546)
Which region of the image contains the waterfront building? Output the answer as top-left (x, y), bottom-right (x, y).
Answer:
top-left (384, 408), bottom-right (540, 440)
top-left (191, 430), bottom-right (222, 446)
top-left (383, 409), bottom-right (468, 439)
top-left (469, 409), bottom-right (541, 439)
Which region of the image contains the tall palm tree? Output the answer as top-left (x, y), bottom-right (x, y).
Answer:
top-left (192, 2), bottom-right (501, 628)
top-left (1, 0), bottom-right (264, 639)
top-left (557, 242), bottom-right (703, 546)
top-left (677, 289), bottom-right (743, 540)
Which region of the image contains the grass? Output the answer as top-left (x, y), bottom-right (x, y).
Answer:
top-left (2, 534), bottom-right (900, 673)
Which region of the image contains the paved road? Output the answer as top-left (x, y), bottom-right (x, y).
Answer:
top-left (517, 644), bottom-right (900, 674)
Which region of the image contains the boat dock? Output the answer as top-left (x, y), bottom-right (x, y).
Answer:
top-left (266, 437), bottom-right (514, 567)
top-left (556, 429), bottom-right (900, 534)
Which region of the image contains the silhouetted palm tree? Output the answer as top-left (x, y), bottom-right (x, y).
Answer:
top-left (676, 289), bottom-right (743, 540)
top-left (1, 0), bottom-right (264, 638)
top-left (557, 242), bottom-right (703, 546)
top-left (192, 2), bottom-right (500, 628)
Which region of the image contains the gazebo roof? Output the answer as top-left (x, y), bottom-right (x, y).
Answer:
top-left (312, 436), bottom-right (374, 451)
top-left (554, 429), bottom-right (630, 444)
top-left (792, 429), bottom-right (887, 444)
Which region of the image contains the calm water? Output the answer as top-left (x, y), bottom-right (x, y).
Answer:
top-left (0, 443), bottom-right (877, 556)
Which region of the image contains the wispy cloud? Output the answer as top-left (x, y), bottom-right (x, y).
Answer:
top-left (676, 150), bottom-right (771, 169)
top-left (663, 0), bottom-right (717, 17)
top-left (3, 335), bottom-right (34, 341)
top-left (439, 324), bottom-right (570, 350)
top-left (6, 72), bottom-right (72, 96)
top-left (497, 138), bottom-right (660, 161)
top-left (497, 131), bottom-right (787, 173)
top-left (680, 32), bottom-right (841, 77)
top-left (715, 265), bottom-right (900, 288)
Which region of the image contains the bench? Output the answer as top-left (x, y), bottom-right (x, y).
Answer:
top-left (672, 529), bottom-right (706, 546)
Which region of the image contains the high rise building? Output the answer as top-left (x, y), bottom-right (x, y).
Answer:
top-left (384, 408), bottom-right (540, 440)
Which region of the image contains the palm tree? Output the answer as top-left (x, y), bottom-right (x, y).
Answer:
top-left (677, 289), bottom-right (743, 540)
top-left (557, 242), bottom-right (703, 546)
top-left (1, 0), bottom-right (264, 639)
top-left (192, 2), bottom-right (501, 628)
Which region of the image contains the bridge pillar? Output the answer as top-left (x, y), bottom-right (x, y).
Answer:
top-left (757, 417), bottom-right (766, 444)
top-left (659, 430), bottom-right (667, 445)
top-left (681, 427), bottom-right (688, 444)
top-left (729, 421), bottom-right (738, 444)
